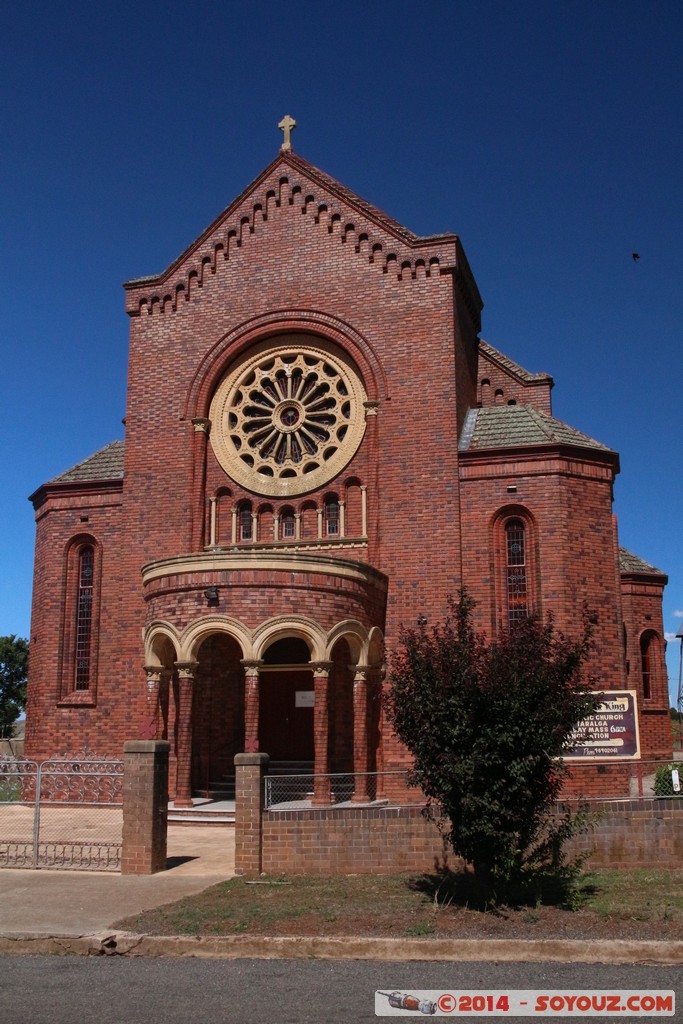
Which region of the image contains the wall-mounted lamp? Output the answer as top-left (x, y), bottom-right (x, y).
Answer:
top-left (417, 614), bottom-right (428, 626)
top-left (204, 586), bottom-right (219, 607)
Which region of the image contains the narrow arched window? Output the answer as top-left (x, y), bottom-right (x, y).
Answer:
top-left (640, 632), bottom-right (656, 700)
top-left (238, 502), bottom-right (252, 542)
top-left (324, 496), bottom-right (339, 537)
top-left (505, 519), bottom-right (528, 627)
top-left (74, 545), bottom-right (94, 690)
top-left (281, 507), bottom-right (296, 539)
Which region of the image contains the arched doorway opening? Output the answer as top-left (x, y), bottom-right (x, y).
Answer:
top-left (192, 633), bottom-right (245, 795)
top-left (259, 637), bottom-right (314, 764)
top-left (329, 637), bottom-right (354, 774)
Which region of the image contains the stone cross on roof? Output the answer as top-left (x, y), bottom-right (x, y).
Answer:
top-left (278, 114), bottom-right (296, 152)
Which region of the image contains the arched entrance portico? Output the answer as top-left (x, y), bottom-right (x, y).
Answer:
top-left (142, 552), bottom-right (388, 806)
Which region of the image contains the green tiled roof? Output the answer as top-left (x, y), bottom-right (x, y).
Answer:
top-left (459, 406), bottom-right (613, 453)
top-left (619, 547), bottom-right (666, 576)
top-left (48, 441), bottom-right (124, 484)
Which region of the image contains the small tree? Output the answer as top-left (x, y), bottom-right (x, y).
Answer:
top-left (386, 592), bottom-right (600, 900)
top-left (0, 635), bottom-right (29, 739)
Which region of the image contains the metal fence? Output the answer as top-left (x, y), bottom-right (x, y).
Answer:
top-left (263, 760), bottom-right (683, 810)
top-left (0, 754), bottom-right (124, 871)
top-left (264, 770), bottom-right (416, 810)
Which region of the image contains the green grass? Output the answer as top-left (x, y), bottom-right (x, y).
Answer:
top-left (113, 869), bottom-right (683, 940)
top-left (0, 778), bottom-right (22, 802)
top-left (576, 869), bottom-right (683, 921)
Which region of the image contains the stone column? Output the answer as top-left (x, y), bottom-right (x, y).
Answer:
top-left (190, 418), bottom-right (210, 551)
top-left (209, 496), bottom-right (217, 547)
top-left (351, 666), bottom-right (370, 802)
top-left (122, 740), bottom-right (170, 875)
top-left (363, 401), bottom-right (380, 550)
top-left (141, 666), bottom-right (161, 741)
top-left (173, 662), bottom-right (198, 808)
top-left (234, 752), bottom-right (269, 876)
top-left (375, 667), bottom-right (387, 800)
top-left (242, 660), bottom-right (262, 753)
top-left (312, 662), bottom-right (333, 805)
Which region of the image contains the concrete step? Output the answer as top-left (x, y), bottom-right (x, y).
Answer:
top-left (268, 761), bottom-right (314, 775)
top-left (168, 798), bottom-right (235, 827)
top-left (168, 812), bottom-right (234, 827)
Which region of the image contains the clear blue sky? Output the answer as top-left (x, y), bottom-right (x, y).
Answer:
top-left (2, 1), bottom-right (681, 701)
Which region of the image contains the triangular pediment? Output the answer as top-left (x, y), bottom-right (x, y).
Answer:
top-left (124, 151), bottom-right (482, 324)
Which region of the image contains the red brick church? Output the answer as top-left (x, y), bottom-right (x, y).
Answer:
top-left (25, 121), bottom-right (670, 803)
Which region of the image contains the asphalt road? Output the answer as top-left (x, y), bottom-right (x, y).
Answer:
top-left (0, 956), bottom-right (680, 1024)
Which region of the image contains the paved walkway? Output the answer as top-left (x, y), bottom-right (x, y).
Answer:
top-left (0, 826), bottom-right (234, 937)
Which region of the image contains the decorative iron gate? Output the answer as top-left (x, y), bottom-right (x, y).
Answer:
top-left (0, 753), bottom-right (123, 871)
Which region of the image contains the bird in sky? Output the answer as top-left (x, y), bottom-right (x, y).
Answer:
top-left (632, 252), bottom-right (640, 262)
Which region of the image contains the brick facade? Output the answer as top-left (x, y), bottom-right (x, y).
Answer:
top-left (25, 142), bottom-right (669, 807)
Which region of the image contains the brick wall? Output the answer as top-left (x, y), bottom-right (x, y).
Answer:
top-left (256, 800), bottom-right (683, 875)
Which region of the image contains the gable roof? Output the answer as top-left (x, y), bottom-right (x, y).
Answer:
top-left (125, 151), bottom-right (454, 288)
top-left (123, 149), bottom-right (483, 328)
top-left (619, 547), bottom-right (666, 577)
top-left (459, 405), bottom-right (613, 454)
top-left (478, 340), bottom-right (553, 385)
top-left (47, 441), bottom-right (125, 484)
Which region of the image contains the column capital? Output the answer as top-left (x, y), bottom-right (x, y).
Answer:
top-left (144, 665), bottom-right (162, 686)
top-left (175, 661), bottom-right (199, 681)
top-left (363, 400), bottom-right (380, 417)
top-left (241, 659), bottom-right (263, 678)
top-left (191, 417), bottom-right (211, 434)
top-left (311, 661), bottom-right (333, 678)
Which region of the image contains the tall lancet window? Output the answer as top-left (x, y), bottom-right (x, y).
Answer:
top-left (505, 519), bottom-right (528, 627)
top-left (74, 545), bottom-right (94, 690)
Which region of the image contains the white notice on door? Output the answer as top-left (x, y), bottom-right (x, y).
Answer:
top-left (295, 691), bottom-right (315, 708)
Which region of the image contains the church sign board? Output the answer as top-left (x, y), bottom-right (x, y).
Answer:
top-left (565, 690), bottom-right (640, 760)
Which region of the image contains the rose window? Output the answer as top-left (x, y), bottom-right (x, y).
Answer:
top-left (209, 339), bottom-right (367, 497)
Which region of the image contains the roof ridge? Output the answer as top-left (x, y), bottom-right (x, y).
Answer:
top-left (618, 546), bottom-right (666, 577)
top-left (47, 440), bottom-right (125, 484)
top-left (478, 340), bottom-right (553, 383)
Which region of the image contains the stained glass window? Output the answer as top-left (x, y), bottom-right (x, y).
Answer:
top-left (74, 546), bottom-right (94, 690)
top-left (505, 519), bottom-right (528, 627)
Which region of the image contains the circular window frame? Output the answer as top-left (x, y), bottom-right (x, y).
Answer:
top-left (209, 335), bottom-right (368, 498)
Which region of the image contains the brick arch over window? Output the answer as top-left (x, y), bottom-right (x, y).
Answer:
top-left (185, 310), bottom-right (387, 421)
top-left (491, 507), bottom-right (540, 631)
top-left (58, 534), bottom-right (103, 704)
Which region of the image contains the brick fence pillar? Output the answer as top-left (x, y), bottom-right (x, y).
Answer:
top-left (234, 752), bottom-right (269, 876)
top-left (122, 740), bottom-right (170, 875)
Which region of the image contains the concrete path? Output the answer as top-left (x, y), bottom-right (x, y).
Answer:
top-left (0, 825), bottom-right (234, 937)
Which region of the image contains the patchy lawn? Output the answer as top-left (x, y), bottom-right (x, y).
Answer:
top-left (114, 869), bottom-right (683, 940)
